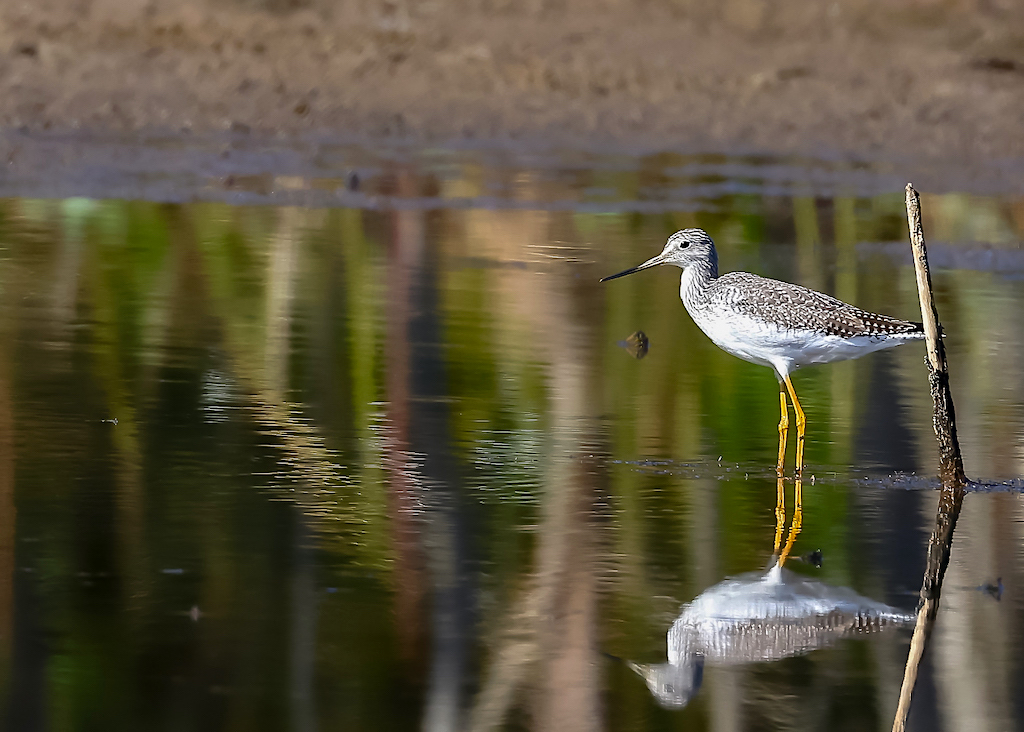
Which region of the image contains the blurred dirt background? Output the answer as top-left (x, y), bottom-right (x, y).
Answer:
top-left (3, 0), bottom-right (1024, 162)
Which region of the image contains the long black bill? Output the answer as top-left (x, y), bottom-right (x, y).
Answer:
top-left (599, 254), bottom-right (666, 282)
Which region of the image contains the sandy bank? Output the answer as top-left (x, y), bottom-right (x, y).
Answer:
top-left (2, 0), bottom-right (1024, 167)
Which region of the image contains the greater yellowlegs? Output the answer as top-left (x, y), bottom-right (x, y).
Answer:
top-left (629, 565), bottom-right (914, 708)
top-left (602, 229), bottom-right (924, 562)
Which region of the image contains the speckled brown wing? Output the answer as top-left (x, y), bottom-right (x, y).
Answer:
top-left (711, 272), bottom-right (924, 338)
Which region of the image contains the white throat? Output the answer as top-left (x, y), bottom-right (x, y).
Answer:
top-left (678, 260), bottom-right (717, 315)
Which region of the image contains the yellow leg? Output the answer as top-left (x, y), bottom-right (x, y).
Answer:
top-left (773, 385), bottom-right (789, 556)
top-left (778, 477), bottom-right (803, 566)
top-left (777, 374), bottom-right (806, 567)
top-left (782, 374), bottom-right (806, 479)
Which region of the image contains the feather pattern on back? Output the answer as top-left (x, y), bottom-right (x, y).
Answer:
top-left (704, 272), bottom-right (924, 338)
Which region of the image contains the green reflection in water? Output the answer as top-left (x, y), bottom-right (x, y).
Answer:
top-left (0, 182), bottom-right (1021, 730)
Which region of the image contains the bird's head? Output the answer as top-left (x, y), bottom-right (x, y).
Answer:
top-left (600, 229), bottom-right (717, 282)
top-left (626, 658), bottom-right (705, 709)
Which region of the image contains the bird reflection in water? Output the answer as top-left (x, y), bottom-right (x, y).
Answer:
top-left (631, 564), bottom-right (915, 709)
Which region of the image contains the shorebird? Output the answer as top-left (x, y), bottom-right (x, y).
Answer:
top-left (629, 565), bottom-right (914, 709)
top-left (602, 229), bottom-right (924, 562)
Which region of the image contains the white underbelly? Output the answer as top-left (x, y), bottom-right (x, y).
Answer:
top-left (691, 310), bottom-right (911, 374)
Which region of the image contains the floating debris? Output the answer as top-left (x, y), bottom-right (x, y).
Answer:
top-left (977, 577), bottom-right (1004, 601)
top-left (794, 549), bottom-right (823, 568)
top-left (617, 330), bottom-right (649, 359)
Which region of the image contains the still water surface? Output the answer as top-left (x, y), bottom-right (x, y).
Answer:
top-left (1, 151), bottom-right (1023, 730)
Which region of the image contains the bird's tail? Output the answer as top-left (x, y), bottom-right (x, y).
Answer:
top-left (911, 321), bottom-right (945, 338)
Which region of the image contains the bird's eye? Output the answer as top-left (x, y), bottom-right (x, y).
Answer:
top-left (680, 241), bottom-right (690, 249)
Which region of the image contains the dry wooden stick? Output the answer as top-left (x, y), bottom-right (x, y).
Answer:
top-left (891, 184), bottom-right (968, 732)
